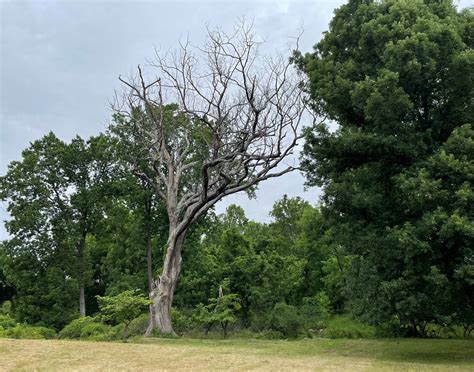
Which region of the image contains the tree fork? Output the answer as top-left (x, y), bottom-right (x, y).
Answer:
top-left (114, 21), bottom-right (308, 334)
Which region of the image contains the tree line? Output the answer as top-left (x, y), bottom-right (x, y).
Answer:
top-left (1, 0), bottom-right (473, 338)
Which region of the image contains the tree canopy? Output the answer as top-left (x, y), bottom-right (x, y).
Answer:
top-left (295, 0), bottom-right (473, 335)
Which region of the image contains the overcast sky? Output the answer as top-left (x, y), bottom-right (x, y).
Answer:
top-left (1, 0), bottom-right (472, 240)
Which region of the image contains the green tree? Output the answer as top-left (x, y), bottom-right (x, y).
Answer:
top-left (390, 124), bottom-right (473, 335)
top-left (0, 133), bottom-right (77, 327)
top-left (97, 290), bottom-right (151, 341)
top-left (269, 195), bottom-right (310, 255)
top-left (0, 133), bottom-right (116, 324)
top-left (175, 203), bottom-right (307, 328)
top-left (64, 134), bottom-right (117, 316)
top-left (0, 247), bottom-right (15, 306)
top-left (295, 0), bottom-right (473, 335)
top-left (195, 281), bottom-right (241, 338)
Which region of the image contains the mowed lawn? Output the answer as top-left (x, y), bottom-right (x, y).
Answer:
top-left (0, 337), bottom-right (473, 371)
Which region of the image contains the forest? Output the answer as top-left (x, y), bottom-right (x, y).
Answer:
top-left (0, 0), bottom-right (473, 345)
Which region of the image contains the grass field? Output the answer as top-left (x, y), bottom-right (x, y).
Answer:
top-left (0, 337), bottom-right (473, 371)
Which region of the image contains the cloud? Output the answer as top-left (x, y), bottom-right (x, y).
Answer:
top-left (0, 0), bottom-right (346, 239)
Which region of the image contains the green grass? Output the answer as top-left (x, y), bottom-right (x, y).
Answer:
top-left (0, 337), bottom-right (472, 371)
top-left (137, 337), bottom-right (473, 363)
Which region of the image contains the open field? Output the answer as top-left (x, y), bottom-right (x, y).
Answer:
top-left (0, 338), bottom-right (473, 371)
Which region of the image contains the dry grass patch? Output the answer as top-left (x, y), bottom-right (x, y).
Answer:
top-left (0, 338), bottom-right (472, 371)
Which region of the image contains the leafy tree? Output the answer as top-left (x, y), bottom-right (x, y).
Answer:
top-left (301, 292), bottom-right (331, 321)
top-left (0, 247), bottom-right (15, 306)
top-left (96, 290), bottom-right (151, 341)
top-left (390, 124), bottom-right (474, 335)
top-left (0, 133), bottom-right (116, 324)
top-left (195, 281), bottom-right (241, 338)
top-left (295, 0), bottom-right (473, 335)
top-left (64, 134), bottom-right (117, 316)
top-left (269, 195), bottom-right (311, 255)
top-left (0, 134), bottom-right (78, 327)
top-left (321, 255), bottom-right (352, 313)
top-left (175, 203), bottom-right (307, 328)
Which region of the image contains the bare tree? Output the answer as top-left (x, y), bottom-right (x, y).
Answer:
top-left (113, 22), bottom-right (308, 335)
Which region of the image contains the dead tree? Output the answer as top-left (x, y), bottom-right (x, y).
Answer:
top-left (113, 22), bottom-right (308, 335)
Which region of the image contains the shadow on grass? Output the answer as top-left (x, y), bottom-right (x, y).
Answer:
top-left (319, 339), bottom-right (474, 365)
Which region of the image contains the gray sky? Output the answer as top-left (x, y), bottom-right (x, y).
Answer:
top-left (1, 0), bottom-right (472, 240)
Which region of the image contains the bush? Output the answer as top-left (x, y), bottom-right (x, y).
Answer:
top-left (321, 315), bottom-right (376, 339)
top-left (172, 308), bottom-right (195, 334)
top-left (194, 291), bottom-right (241, 338)
top-left (97, 290), bottom-right (151, 341)
top-left (0, 314), bottom-right (17, 330)
top-left (127, 313), bottom-right (149, 337)
top-left (1, 324), bottom-right (56, 339)
top-left (0, 301), bottom-right (12, 315)
top-left (59, 316), bottom-right (116, 340)
top-left (423, 323), bottom-right (472, 339)
top-left (81, 322), bottom-right (116, 341)
top-left (59, 317), bottom-right (95, 339)
top-left (301, 292), bottom-right (332, 326)
top-left (267, 302), bottom-right (304, 338)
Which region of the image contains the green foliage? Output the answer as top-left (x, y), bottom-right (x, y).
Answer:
top-left (320, 316), bottom-right (377, 339)
top-left (0, 301), bottom-right (12, 316)
top-left (59, 317), bottom-right (99, 339)
top-left (176, 203), bottom-right (311, 330)
top-left (0, 314), bottom-right (16, 330)
top-left (171, 308), bottom-right (194, 334)
top-left (97, 290), bottom-right (151, 325)
top-left (0, 324), bottom-right (56, 340)
top-left (58, 316), bottom-right (116, 341)
top-left (267, 302), bottom-right (304, 338)
top-left (0, 132), bottom-right (119, 326)
top-left (127, 314), bottom-right (150, 337)
top-left (195, 285), bottom-right (241, 338)
top-left (296, 0), bottom-right (474, 334)
top-left (321, 255), bottom-right (352, 312)
top-left (301, 292), bottom-right (332, 321)
top-left (97, 290), bottom-right (151, 340)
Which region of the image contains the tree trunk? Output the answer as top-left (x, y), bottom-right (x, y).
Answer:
top-left (78, 235), bottom-right (86, 317)
top-left (146, 225), bottom-right (156, 333)
top-left (79, 285), bottom-right (86, 317)
top-left (144, 193), bottom-right (156, 333)
top-left (146, 230), bottom-right (185, 335)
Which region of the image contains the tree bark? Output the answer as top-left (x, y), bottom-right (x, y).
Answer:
top-left (146, 233), bottom-right (156, 330)
top-left (144, 195), bottom-right (156, 333)
top-left (146, 231), bottom-right (185, 335)
top-left (78, 235), bottom-right (86, 317)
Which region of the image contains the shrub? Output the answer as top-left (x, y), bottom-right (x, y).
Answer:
top-left (97, 290), bottom-right (151, 341)
top-left (194, 293), bottom-right (241, 338)
top-left (127, 313), bottom-right (150, 337)
top-left (80, 322), bottom-right (116, 341)
top-left (301, 292), bottom-right (332, 325)
top-left (322, 315), bottom-right (376, 339)
top-left (0, 314), bottom-right (17, 330)
top-left (267, 302), bottom-right (304, 338)
top-left (172, 308), bottom-right (194, 334)
top-left (59, 316), bottom-right (116, 340)
top-left (423, 323), bottom-right (472, 339)
top-left (3, 324), bottom-right (56, 339)
top-left (0, 301), bottom-right (12, 315)
top-left (59, 317), bottom-right (95, 339)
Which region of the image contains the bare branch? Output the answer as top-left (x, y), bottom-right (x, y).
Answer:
top-left (113, 21), bottom-right (312, 238)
